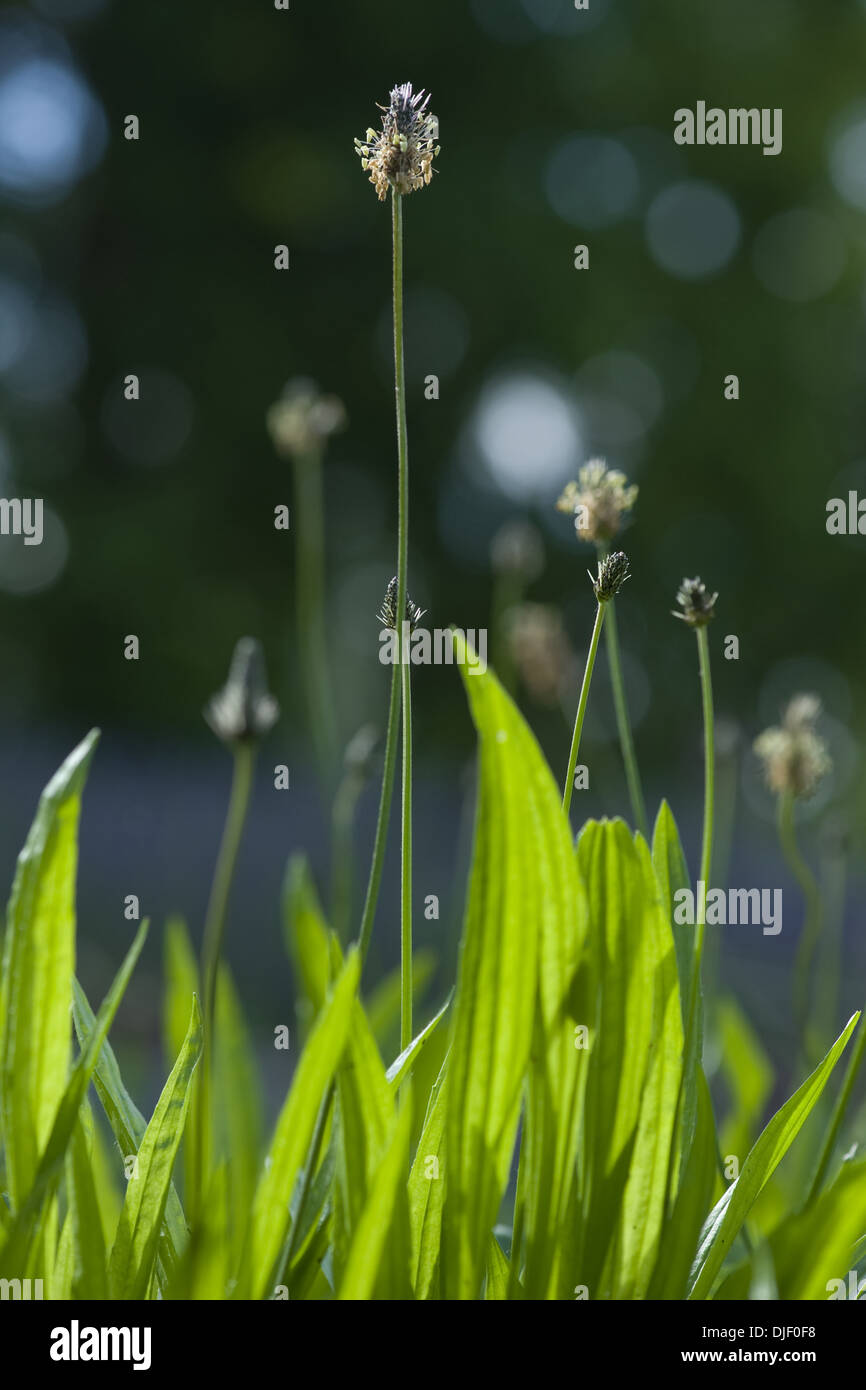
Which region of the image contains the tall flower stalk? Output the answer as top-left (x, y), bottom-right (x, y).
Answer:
top-left (267, 380), bottom-right (345, 791)
top-left (353, 84), bottom-right (440, 1049)
top-left (557, 462), bottom-right (647, 836)
top-left (193, 638), bottom-right (278, 1219)
top-left (673, 577), bottom-right (718, 1057)
top-left (562, 552), bottom-right (631, 819)
top-left (755, 694), bottom-right (832, 1045)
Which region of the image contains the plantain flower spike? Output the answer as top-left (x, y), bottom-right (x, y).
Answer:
top-left (590, 550), bottom-right (631, 603)
top-left (754, 694), bottom-right (832, 800)
top-left (205, 637), bottom-right (279, 746)
top-left (266, 378), bottom-right (346, 460)
top-left (557, 459), bottom-right (638, 544)
top-left (354, 82), bottom-right (440, 201)
top-left (673, 576), bottom-right (718, 628)
top-left (377, 575), bottom-right (425, 632)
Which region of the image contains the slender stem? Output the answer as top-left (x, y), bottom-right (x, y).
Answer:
top-left (195, 742), bottom-right (256, 1215)
top-left (682, 627), bottom-right (715, 1077)
top-left (596, 542), bottom-right (648, 839)
top-left (401, 650), bottom-right (413, 1051)
top-left (354, 189), bottom-right (411, 980)
top-left (695, 626), bottom-right (715, 963)
top-left (293, 445), bottom-right (337, 788)
top-left (562, 601), bottom-right (606, 820)
top-left (807, 1011), bottom-right (866, 1203)
top-left (603, 600), bottom-right (649, 839)
top-left (779, 790), bottom-right (823, 1041)
top-left (392, 190), bottom-right (414, 1052)
top-left (356, 664), bottom-right (400, 969)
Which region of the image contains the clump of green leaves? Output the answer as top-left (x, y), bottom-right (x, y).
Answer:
top-left (0, 645), bottom-right (864, 1299)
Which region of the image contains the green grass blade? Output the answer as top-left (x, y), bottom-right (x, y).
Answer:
top-left (216, 966), bottom-right (264, 1264)
top-left (64, 1113), bottom-right (108, 1300)
top-left (484, 1235), bottom-right (512, 1300)
top-left (109, 995), bottom-right (203, 1299)
top-left (648, 1068), bottom-right (719, 1298)
top-left (408, 1055), bottom-right (448, 1299)
top-left (518, 742), bottom-right (588, 1300)
top-left (613, 834), bottom-right (685, 1297)
top-left (72, 975), bottom-right (188, 1288)
top-left (242, 949), bottom-right (359, 1300)
top-left (0, 730), bottom-right (99, 1209)
top-left (442, 654), bottom-right (556, 1299)
top-left (688, 1012), bottom-right (860, 1299)
top-left (652, 800), bottom-right (701, 1194)
top-left (576, 820), bottom-right (666, 1295)
top-left (0, 920), bottom-right (147, 1278)
top-left (721, 1157), bottom-right (866, 1300)
top-left (336, 1095), bottom-right (412, 1301)
top-left (386, 994), bottom-right (452, 1089)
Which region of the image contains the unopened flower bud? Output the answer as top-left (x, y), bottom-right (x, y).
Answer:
top-left (205, 638), bottom-right (279, 746)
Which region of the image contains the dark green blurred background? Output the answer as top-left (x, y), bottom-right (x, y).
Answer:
top-left (0, 0), bottom-right (864, 1096)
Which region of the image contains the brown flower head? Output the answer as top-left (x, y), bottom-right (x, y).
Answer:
top-left (589, 550), bottom-right (631, 603)
top-left (354, 82), bottom-right (440, 201)
top-left (673, 576), bottom-right (718, 628)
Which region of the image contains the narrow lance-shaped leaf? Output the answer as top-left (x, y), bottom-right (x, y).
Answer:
top-left (72, 975), bottom-right (188, 1286)
top-left (688, 1012), bottom-right (860, 1299)
top-left (0, 730), bottom-right (99, 1208)
top-left (241, 949), bottom-right (360, 1300)
top-left (442, 651), bottom-right (546, 1299)
top-left (109, 995), bottom-right (203, 1300)
top-left (0, 920), bottom-right (148, 1278)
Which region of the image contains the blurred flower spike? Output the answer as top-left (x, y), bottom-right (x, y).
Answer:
top-left (673, 576), bottom-right (718, 628)
top-left (205, 637), bottom-right (280, 746)
top-left (556, 459), bottom-right (638, 544)
top-left (266, 378), bottom-right (347, 461)
top-left (754, 693), bottom-right (832, 800)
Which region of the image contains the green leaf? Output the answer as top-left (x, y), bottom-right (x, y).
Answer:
top-left (443, 654), bottom-right (561, 1299)
top-left (648, 1069), bottom-right (719, 1299)
top-left (484, 1235), bottom-right (512, 1300)
top-left (576, 819), bottom-right (672, 1296)
top-left (0, 730), bottom-right (99, 1208)
top-left (652, 801), bottom-right (701, 1195)
top-left (720, 1157), bottom-right (866, 1301)
top-left (688, 1012), bottom-right (860, 1299)
top-left (64, 1111), bottom-right (108, 1300)
top-left (163, 916), bottom-right (200, 1212)
top-left (0, 920), bottom-right (147, 1278)
top-left (242, 949), bottom-right (359, 1300)
top-left (386, 994), bottom-right (452, 1089)
top-left (336, 1095), bottom-right (412, 1300)
top-left (517, 744), bottom-right (588, 1300)
top-left (109, 995), bottom-right (203, 1299)
top-left (215, 966), bottom-right (264, 1263)
top-left (613, 834), bottom-right (685, 1297)
top-left (652, 800), bottom-right (693, 1022)
top-left (282, 854), bottom-right (332, 1021)
top-left (72, 975), bottom-right (188, 1288)
top-left (408, 1055), bottom-right (448, 1299)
